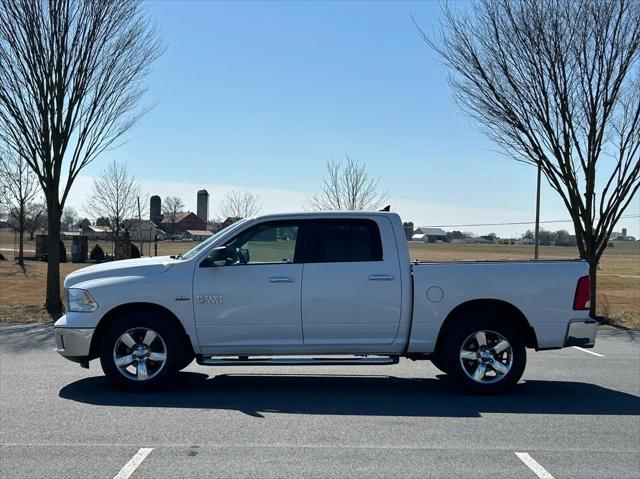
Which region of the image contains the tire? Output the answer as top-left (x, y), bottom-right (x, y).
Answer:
top-left (442, 314), bottom-right (526, 394)
top-left (99, 312), bottom-right (185, 392)
top-left (179, 352), bottom-right (195, 371)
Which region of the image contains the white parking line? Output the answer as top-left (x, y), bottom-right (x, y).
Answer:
top-left (113, 447), bottom-right (153, 479)
top-left (572, 346), bottom-right (604, 357)
top-left (515, 452), bottom-right (555, 479)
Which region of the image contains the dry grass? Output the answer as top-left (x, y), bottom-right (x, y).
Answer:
top-left (1, 229), bottom-right (638, 327)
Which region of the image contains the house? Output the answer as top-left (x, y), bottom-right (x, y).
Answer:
top-left (61, 231), bottom-right (81, 239)
top-left (479, 235), bottom-right (498, 244)
top-left (185, 229), bottom-right (214, 241)
top-left (123, 219), bottom-right (163, 242)
top-left (611, 228), bottom-right (636, 242)
top-left (413, 227), bottom-right (447, 243)
top-left (81, 225), bottom-right (112, 240)
top-left (159, 211), bottom-right (206, 236)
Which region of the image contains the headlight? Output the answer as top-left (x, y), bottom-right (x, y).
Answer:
top-left (65, 289), bottom-right (98, 312)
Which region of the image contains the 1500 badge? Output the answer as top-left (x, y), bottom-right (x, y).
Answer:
top-left (196, 295), bottom-right (223, 304)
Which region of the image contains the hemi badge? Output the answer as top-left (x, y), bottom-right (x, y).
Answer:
top-left (175, 296), bottom-right (191, 302)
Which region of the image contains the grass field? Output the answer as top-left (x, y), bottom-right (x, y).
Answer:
top-left (1, 229), bottom-right (638, 327)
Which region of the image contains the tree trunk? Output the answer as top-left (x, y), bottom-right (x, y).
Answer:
top-left (45, 202), bottom-right (63, 316)
top-left (17, 203), bottom-right (25, 267)
top-left (18, 223), bottom-right (24, 267)
top-left (588, 259), bottom-right (598, 320)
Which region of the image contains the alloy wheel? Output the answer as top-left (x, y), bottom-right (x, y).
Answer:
top-left (459, 330), bottom-right (513, 384)
top-left (113, 327), bottom-right (167, 381)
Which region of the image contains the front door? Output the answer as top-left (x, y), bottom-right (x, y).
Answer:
top-left (193, 220), bottom-right (304, 353)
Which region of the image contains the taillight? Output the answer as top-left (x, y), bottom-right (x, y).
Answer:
top-left (573, 275), bottom-right (591, 310)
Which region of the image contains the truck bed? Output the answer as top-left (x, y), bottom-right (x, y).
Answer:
top-left (408, 259), bottom-right (590, 352)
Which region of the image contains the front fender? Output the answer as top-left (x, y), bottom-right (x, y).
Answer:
top-left (61, 264), bottom-right (199, 355)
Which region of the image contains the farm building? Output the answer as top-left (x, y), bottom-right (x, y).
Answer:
top-left (61, 231), bottom-right (81, 239)
top-left (220, 216), bottom-right (242, 229)
top-left (185, 229), bottom-right (214, 241)
top-left (159, 211), bottom-right (206, 235)
top-left (81, 225), bottom-right (112, 240)
top-left (412, 227), bottom-right (447, 243)
top-left (123, 219), bottom-right (164, 242)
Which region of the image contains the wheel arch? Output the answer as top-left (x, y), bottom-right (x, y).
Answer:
top-left (89, 302), bottom-right (194, 360)
top-left (434, 299), bottom-right (538, 355)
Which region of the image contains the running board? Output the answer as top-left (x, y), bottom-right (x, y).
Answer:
top-left (196, 355), bottom-right (399, 366)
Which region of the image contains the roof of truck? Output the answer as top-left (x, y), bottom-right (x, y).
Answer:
top-left (249, 211), bottom-right (399, 220)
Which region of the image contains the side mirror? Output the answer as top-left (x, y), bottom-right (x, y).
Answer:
top-left (200, 246), bottom-right (228, 267)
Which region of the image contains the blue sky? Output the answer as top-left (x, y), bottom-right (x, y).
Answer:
top-left (66, 0), bottom-right (639, 238)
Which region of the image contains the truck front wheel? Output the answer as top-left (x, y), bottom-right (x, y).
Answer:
top-left (443, 317), bottom-right (526, 394)
top-left (430, 354), bottom-right (449, 374)
top-left (99, 312), bottom-right (184, 391)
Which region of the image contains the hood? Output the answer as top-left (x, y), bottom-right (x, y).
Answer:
top-left (64, 256), bottom-right (179, 288)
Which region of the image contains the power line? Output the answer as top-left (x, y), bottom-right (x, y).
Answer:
top-left (423, 214), bottom-right (640, 228)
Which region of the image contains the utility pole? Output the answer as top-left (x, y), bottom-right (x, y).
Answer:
top-left (137, 196), bottom-right (143, 255)
top-left (534, 163), bottom-right (541, 259)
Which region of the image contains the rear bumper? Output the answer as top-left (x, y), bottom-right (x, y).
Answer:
top-left (564, 318), bottom-right (598, 348)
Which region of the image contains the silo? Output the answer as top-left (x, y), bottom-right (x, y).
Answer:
top-left (197, 189), bottom-right (209, 224)
top-left (150, 195), bottom-right (162, 224)
top-left (403, 222), bottom-right (414, 241)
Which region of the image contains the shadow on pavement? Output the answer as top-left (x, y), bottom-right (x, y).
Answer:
top-left (59, 372), bottom-right (640, 418)
top-left (0, 323), bottom-right (54, 352)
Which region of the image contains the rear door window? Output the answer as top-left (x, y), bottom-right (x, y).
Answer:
top-left (304, 219), bottom-right (383, 263)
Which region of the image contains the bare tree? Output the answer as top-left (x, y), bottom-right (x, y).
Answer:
top-left (162, 196), bottom-right (185, 239)
top-left (0, 0), bottom-right (162, 314)
top-left (62, 207), bottom-right (78, 231)
top-left (218, 190), bottom-right (261, 219)
top-left (24, 202), bottom-right (46, 240)
top-left (308, 156), bottom-right (388, 211)
top-left (422, 0), bottom-right (640, 317)
top-left (87, 160), bottom-right (142, 238)
top-left (0, 147), bottom-right (41, 266)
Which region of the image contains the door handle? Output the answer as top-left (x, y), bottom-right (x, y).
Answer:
top-left (269, 276), bottom-right (294, 283)
top-left (369, 274), bottom-right (394, 281)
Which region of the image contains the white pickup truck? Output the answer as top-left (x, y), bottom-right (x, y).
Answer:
top-left (54, 212), bottom-right (597, 393)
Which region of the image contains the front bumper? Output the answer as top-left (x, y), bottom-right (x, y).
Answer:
top-left (54, 326), bottom-right (94, 367)
top-left (564, 318), bottom-right (598, 348)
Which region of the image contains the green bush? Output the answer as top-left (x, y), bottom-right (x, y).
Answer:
top-left (90, 244), bottom-right (105, 262)
top-left (130, 243), bottom-right (141, 258)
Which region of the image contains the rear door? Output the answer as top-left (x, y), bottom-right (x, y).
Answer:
top-left (301, 217), bottom-right (402, 346)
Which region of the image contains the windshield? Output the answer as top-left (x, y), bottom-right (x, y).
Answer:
top-left (180, 218), bottom-right (251, 260)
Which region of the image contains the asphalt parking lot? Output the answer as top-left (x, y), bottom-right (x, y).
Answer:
top-left (1, 323), bottom-right (639, 479)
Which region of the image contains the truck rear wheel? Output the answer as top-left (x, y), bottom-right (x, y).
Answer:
top-left (99, 312), bottom-right (184, 391)
top-left (442, 316), bottom-right (526, 394)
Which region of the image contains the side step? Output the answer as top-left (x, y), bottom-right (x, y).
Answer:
top-left (197, 355), bottom-right (399, 366)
